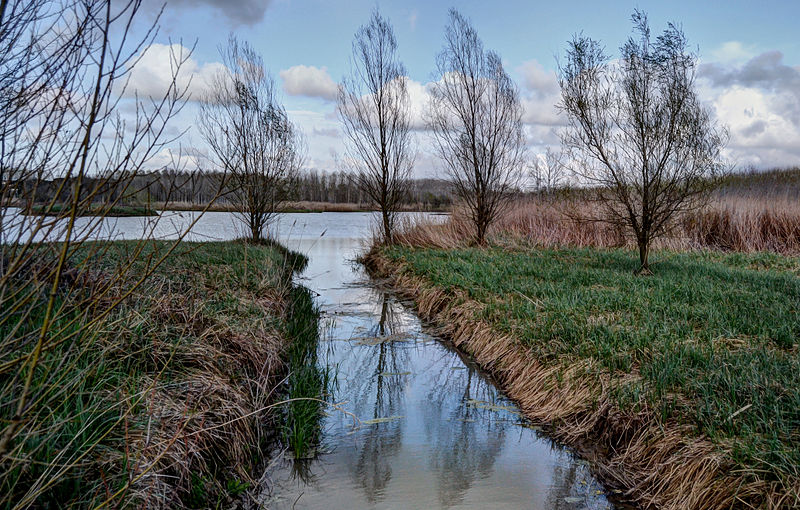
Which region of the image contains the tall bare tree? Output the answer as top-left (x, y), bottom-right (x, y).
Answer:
top-left (199, 36), bottom-right (304, 243)
top-left (559, 10), bottom-right (727, 273)
top-left (338, 10), bottom-right (414, 244)
top-left (428, 9), bottom-right (525, 246)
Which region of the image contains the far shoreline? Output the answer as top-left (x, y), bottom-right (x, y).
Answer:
top-left (7, 201), bottom-right (450, 216)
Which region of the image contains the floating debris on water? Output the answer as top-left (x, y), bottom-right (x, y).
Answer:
top-left (361, 415), bottom-right (404, 425)
top-left (465, 399), bottom-right (521, 414)
top-left (352, 332), bottom-right (415, 345)
top-left (378, 371), bottom-right (411, 376)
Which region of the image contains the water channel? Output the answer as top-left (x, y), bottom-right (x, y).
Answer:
top-left (266, 213), bottom-right (613, 510)
top-left (3, 208), bottom-right (614, 509)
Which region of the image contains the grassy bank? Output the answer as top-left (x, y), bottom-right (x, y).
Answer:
top-left (1, 240), bottom-right (321, 507)
top-left (26, 203), bottom-right (158, 217)
top-left (367, 245), bottom-right (799, 509)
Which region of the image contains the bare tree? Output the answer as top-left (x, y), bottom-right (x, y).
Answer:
top-left (338, 10), bottom-right (414, 244)
top-left (428, 9), bottom-right (525, 246)
top-left (558, 10), bottom-right (727, 273)
top-left (530, 147), bottom-right (566, 195)
top-left (199, 36), bottom-right (304, 243)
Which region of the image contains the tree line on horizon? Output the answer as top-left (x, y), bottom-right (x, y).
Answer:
top-left (6, 169), bottom-right (454, 211)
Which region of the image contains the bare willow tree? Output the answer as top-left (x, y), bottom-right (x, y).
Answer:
top-left (530, 147), bottom-right (566, 195)
top-left (428, 9), bottom-right (525, 246)
top-left (338, 10), bottom-right (414, 244)
top-left (559, 10), bottom-right (727, 273)
top-left (199, 36), bottom-right (304, 243)
top-left (0, 0), bottom-right (219, 505)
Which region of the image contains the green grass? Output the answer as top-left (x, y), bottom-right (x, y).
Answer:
top-left (281, 285), bottom-right (330, 460)
top-left (383, 245), bottom-right (800, 484)
top-left (1, 239), bottom-right (317, 507)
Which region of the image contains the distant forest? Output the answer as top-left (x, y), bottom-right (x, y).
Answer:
top-left (7, 166), bottom-right (800, 212)
top-left (8, 169), bottom-right (455, 211)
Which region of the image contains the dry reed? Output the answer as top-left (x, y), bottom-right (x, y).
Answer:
top-left (396, 194), bottom-right (800, 255)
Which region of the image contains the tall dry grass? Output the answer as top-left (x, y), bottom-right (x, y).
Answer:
top-left (395, 193), bottom-right (800, 255)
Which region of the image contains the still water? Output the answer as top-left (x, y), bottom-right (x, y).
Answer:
top-left (2, 208), bottom-right (613, 509)
top-left (263, 213), bottom-right (613, 510)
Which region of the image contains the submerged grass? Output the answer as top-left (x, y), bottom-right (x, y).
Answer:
top-left (281, 285), bottom-right (330, 460)
top-left (1, 239), bottom-right (320, 507)
top-left (371, 244), bottom-right (800, 508)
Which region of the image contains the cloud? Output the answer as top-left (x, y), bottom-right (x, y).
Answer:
top-left (519, 59), bottom-right (559, 97)
top-left (707, 41), bottom-right (757, 65)
top-left (514, 60), bottom-right (564, 154)
top-left (279, 65), bottom-right (339, 101)
top-left (699, 51), bottom-right (800, 167)
top-left (405, 78), bottom-right (433, 130)
top-left (119, 43), bottom-right (225, 102)
top-left (163, 0), bottom-right (273, 26)
top-left (313, 127), bottom-right (340, 137)
top-left (700, 51), bottom-right (800, 91)
top-left (516, 61), bottom-right (563, 128)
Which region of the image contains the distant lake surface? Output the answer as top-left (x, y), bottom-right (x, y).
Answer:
top-left (0, 208), bottom-right (437, 245)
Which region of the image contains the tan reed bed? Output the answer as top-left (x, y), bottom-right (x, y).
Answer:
top-left (363, 249), bottom-right (799, 510)
top-left (399, 193), bottom-right (800, 255)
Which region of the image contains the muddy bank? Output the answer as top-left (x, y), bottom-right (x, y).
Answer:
top-left (363, 249), bottom-right (794, 510)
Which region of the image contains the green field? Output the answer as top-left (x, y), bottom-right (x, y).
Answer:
top-left (382, 245), bottom-right (800, 487)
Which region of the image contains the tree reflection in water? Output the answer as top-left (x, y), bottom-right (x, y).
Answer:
top-left (262, 231), bottom-right (612, 509)
top-left (350, 293), bottom-right (408, 503)
top-left (422, 347), bottom-right (508, 507)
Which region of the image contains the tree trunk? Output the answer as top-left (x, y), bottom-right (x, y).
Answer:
top-left (382, 208), bottom-right (392, 245)
top-left (476, 220), bottom-right (486, 246)
top-left (636, 238), bottom-right (651, 275)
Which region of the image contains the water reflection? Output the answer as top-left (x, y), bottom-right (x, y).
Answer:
top-left (348, 295), bottom-right (407, 504)
top-left (262, 230), bottom-right (613, 510)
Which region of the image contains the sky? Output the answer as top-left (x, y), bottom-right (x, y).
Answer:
top-left (128, 0), bottom-right (800, 176)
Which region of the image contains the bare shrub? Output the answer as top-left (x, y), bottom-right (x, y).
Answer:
top-left (0, 0), bottom-right (225, 505)
top-left (199, 36), bottom-right (304, 244)
top-left (529, 147), bottom-right (566, 196)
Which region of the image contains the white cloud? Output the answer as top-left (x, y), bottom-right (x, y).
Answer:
top-left (707, 41), bottom-right (757, 65)
top-left (699, 50), bottom-right (800, 167)
top-left (279, 65), bottom-right (338, 101)
top-left (516, 60), bottom-right (562, 127)
top-left (406, 78), bottom-right (433, 130)
top-left (519, 59), bottom-right (559, 97)
top-left (119, 43), bottom-right (225, 102)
